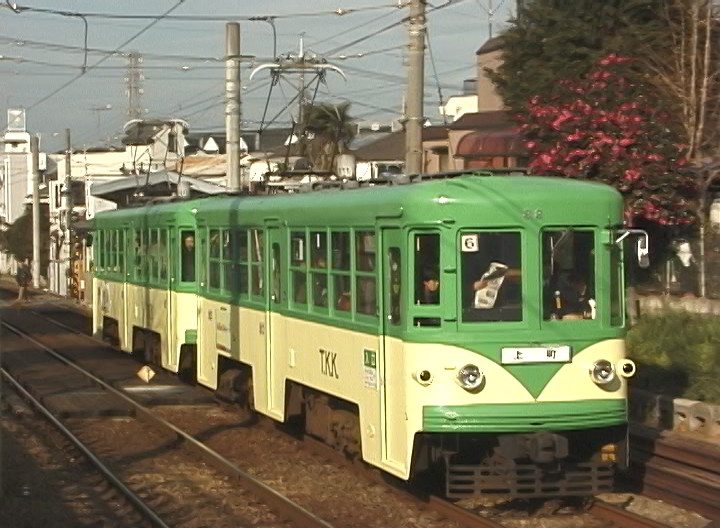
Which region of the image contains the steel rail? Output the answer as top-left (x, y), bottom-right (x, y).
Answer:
top-left (0, 319), bottom-right (335, 528)
top-left (588, 500), bottom-right (675, 528)
top-left (0, 364), bottom-right (171, 528)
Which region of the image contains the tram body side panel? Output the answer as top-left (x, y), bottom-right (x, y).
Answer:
top-left (279, 314), bottom-right (384, 470)
top-left (95, 276), bottom-right (127, 349)
top-left (169, 291), bottom-right (198, 372)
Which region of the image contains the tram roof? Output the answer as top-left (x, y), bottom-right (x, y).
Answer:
top-left (94, 173), bottom-right (624, 228)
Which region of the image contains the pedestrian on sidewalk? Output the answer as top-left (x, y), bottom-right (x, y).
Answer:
top-left (16, 259), bottom-right (31, 302)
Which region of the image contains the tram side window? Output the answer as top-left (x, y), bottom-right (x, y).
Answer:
top-left (310, 231), bottom-right (328, 309)
top-left (221, 230), bottom-right (233, 292)
top-left (414, 233), bottom-right (440, 305)
top-left (209, 229), bottom-right (221, 290)
top-left (461, 231), bottom-right (523, 322)
top-left (250, 229), bottom-right (264, 298)
top-left (104, 230), bottom-right (112, 272)
top-left (291, 231), bottom-right (307, 306)
top-left (147, 229), bottom-right (161, 283)
top-left (96, 231), bottom-right (103, 271)
top-left (542, 230), bottom-right (595, 321)
top-left (134, 229), bottom-right (146, 281)
top-left (232, 229), bottom-right (249, 294)
top-left (356, 230), bottom-right (377, 317)
top-left (180, 230), bottom-right (195, 282)
top-left (159, 229), bottom-right (167, 281)
top-left (331, 231), bottom-right (351, 312)
top-left (118, 230), bottom-right (126, 274)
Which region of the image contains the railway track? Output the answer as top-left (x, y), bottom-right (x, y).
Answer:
top-left (0, 315), bottom-right (334, 528)
top-left (628, 423), bottom-right (720, 521)
top-left (1, 291), bottom-right (713, 528)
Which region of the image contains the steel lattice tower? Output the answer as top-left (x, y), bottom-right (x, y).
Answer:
top-left (126, 52), bottom-right (145, 120)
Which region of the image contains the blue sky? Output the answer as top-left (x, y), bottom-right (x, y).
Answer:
top-left (0, 1), bottom-right (515, 152)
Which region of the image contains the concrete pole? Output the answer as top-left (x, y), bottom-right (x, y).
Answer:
top-left (63, 129), bottom-right (73, 298)
top-left (225, 22), bottom-right (242, 192)
top-left (31, 135), bottom-right (40, 289)
top-left (405, 0), bottom-right (426, 176)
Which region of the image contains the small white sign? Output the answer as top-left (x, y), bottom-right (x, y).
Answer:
top-left (501, 346), bottom-right (571, 364)
top-left (461, 234), bottom-right (479, 252)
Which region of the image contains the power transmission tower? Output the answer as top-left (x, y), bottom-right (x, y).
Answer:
top-left (126, 52), bottom-right (145, 120)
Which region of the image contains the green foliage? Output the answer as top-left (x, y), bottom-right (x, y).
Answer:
top-left (3, 204), bottom-right (51, 277)
top-left (304, 102), bottom-right (356, 171)
top-left (627, 311), bottom-right (720, 403)
top-left (491, 0), bottom-right (671, 112)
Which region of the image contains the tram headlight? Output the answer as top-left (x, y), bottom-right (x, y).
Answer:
top-left (456, 364), bottom-right (484, 392)
top-left (590, 360), bottom-right (616, 386)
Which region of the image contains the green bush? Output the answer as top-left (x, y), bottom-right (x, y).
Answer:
top-left (627, 311), bottom-right (720, 403)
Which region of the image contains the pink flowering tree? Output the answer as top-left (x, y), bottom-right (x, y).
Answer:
top-left (520, 54), bottom-right (697, 226)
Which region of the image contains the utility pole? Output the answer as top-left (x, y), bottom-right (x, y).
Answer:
top-left (63, 129), bottom-right (73, 299)
top-left (31, 135), bottom-right (40, 289)
top-left (405, 0), bottom-right (426, 176)
top-left (225, 22), bottom-right (242, 192)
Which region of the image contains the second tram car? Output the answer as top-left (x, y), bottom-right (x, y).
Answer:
top-left (92, 172), bottom-right (640, 497)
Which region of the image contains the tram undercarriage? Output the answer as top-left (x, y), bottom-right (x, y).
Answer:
top-left (413, 426), bottom-right (629, 498)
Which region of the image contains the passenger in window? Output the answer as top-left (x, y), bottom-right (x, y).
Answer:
top-left (551, 271), bottom-right (593, 320)
top-left (181, 233), bottom-right (195, 282)
top-left (471, 264), bottom-right (521, 309)
top-left (419, 268), bottom-right (440, 304)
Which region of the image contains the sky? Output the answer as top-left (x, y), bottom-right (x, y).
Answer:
top-left (0, 0), bottom-right (516, 153)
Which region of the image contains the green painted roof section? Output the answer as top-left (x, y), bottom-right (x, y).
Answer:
top-left (195, 175), bottom-right (622, 227)
top-left (93, 197), bottom-right (204, 228)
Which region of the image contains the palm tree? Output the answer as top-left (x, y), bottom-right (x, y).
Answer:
top-left (304, 102), bottom-right (356, 172)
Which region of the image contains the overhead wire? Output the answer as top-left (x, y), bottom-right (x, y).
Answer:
top-left (25, 0), bottom-right (190, 112)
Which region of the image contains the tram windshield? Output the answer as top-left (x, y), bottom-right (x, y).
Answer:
top-left (542, 229), bottom-right (596, 320)
top-left (461, 231), bottom-right (522, 322)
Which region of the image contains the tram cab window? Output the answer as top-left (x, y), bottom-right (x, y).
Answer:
top-left (461, 231), bottom-right (522, 322)
top-left (180, 230), bottom-right (195, 282)
top-left (542, 230), bottom-right (596, 321)
top-left (209, 229), bottom-right (221, 289)
top-left (250, 229), bottom-right (264, 297)
top-left (291, 231), bottom-right (307, 305)
top-left (414, 234), bottom-right (440, 305)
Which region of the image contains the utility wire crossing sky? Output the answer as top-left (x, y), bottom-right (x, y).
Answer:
top-left (0, 0), bottom-right (515, 152)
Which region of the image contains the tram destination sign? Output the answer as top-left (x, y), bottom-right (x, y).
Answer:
top-left (501, 346), bottom-right (571, 364)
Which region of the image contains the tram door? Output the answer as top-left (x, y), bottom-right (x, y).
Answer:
top-left (380, 227), bottom-right (407, 467)
top-left (265, 226), bottom-right (286, 418)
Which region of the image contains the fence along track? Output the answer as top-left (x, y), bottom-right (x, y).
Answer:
top-left (0, 319), bottom-right (335, 528)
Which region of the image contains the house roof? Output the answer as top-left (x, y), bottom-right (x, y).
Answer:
top-left (90, 170), bottom-right (225, 204)
top-left (455, 129), bottom-right (527, 157)
top-left (122, 119), bottom-right (188, 146)
top-left (352, 126), bottom-right (449, 162)
top-left (450, 110), bottom-right (515, 130)
top-left (476, 36), bottom-right (504, 55)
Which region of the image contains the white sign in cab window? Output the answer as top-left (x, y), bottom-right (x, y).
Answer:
top-left (501, 346), bottom-right (571, 364)
top-left (461, 234), bottom-right (479, 252)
